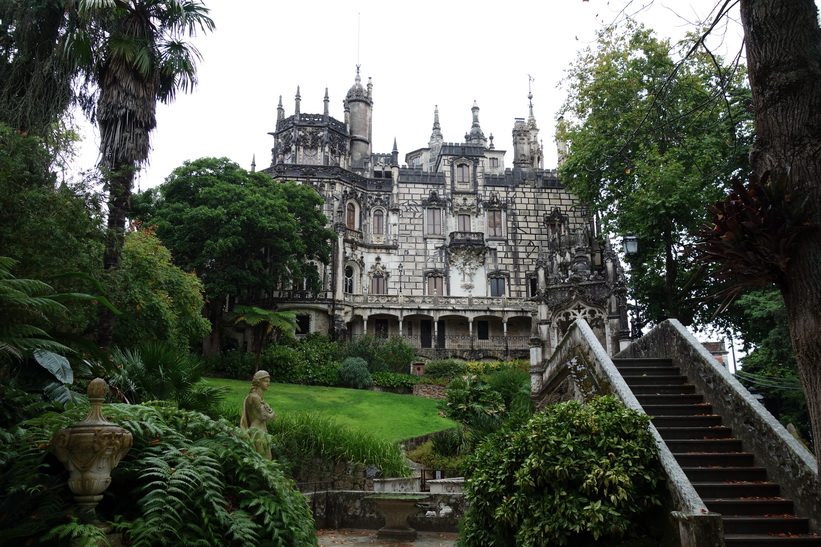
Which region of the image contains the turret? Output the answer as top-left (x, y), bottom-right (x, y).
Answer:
top-left (344, 66), bottom-right (373, 169)
top-left (466, 101), bottom-right (487, 146)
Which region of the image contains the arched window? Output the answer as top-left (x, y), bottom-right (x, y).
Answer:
top-left (344, 265), bottom-right (355, 294)
top-left (346, 203), bottom-right (357, 229)
top-left (372, 209), bottom-right (384, 235)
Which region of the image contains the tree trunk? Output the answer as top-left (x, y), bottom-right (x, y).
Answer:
top-left (740, 0), bottom-right (821, 463)
top-left (97, 167), bottom-right (135, 347)
top-left (202, 299), bottom-right (223, 358)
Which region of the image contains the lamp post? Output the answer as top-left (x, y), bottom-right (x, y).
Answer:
top-left (623, 234), bottom-right (641, 339)
top-left (398, 263), bottom-right (403, 294)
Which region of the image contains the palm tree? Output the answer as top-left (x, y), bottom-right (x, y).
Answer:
top-left (64, 0), bottom-right (214, 345)
top-left (230, 305), bottom-right (297, 369)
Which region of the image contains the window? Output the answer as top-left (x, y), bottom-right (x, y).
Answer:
top-left (372, 209), bottom-right (384, 235)
top-left (344, 266), bottom-right (354, 293)
top-left (427, 275), bottom-right (444, 296)
top-left (489, 157), bottom-right (499, 168)
top-left (490, 277), bottom-right (505, 297)
top-left (346, 203), bottom-right (357, 229)
top-left (477, 320), bottom-right (489, 340)
top-left (456, 164), bottom-right (470, 183)
top-left (370, 273), bottom-right (386, 294)
top-left (488, 210), bottom-right (503, 237)
top-left (529, 277), bottom-right (538, 297)
top-left (457, 214), bottom-right (471, 232)
top-left (427, 208), bottom-right (442, 235)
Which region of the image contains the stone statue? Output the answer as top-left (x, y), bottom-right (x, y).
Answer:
top-left (240, 370), bottom-right (276, 458)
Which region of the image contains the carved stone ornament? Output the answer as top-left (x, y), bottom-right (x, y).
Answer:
top-left (52, 378), bottom-right (133, 519)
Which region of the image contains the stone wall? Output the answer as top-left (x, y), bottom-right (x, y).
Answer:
top-left (306, 490), bottom-right (466, 532)
top-left (412, 383), bottom-right (447, 399)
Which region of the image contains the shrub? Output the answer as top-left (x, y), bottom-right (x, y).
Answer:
top-left (486, 367), bottom-right (533, 415)
top-left (205, 348), bottom-right (256, 380)
top-left (372, 371), bottom-right (418, 391)
top-left (461, 397), bottom-right (664, 546)
top-left (338, 357), bottom-right (372, 389)
top-left (268, 412), bottom-right (410, 478)
top-left (441, 374), bottom-right (506, 427)
top-left (405, 439), bottom-right (465, 473)
top-left (108, 342), bottom-right (226, 417)
top-left (258, 336), bottom-right (341, 386)
top-left (339, 335), bottom-right (416, 373)
top-left (0, 404), bottom-right (316, 546)
top-left (424, 359), bottom-right (467, 379)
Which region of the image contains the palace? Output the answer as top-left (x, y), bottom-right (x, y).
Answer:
top-left (260, 69), bottom-right (629, 365)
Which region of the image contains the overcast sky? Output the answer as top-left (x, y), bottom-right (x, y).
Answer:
top-left (72, 0), bottom-right (746, 191)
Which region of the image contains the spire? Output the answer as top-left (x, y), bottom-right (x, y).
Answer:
top-left (251, 154), bottom-right (256, 172)
top-left (429, 105), bottom-right (443, 144)
top-left (391, 138), bottom-right (399, 166)
top-left (467, 100), bottom-right (486, 146)
top-left (323, 87), bottom-right (329, 121)
top-left (294, 86), bottom-right (301, 120)
top-left (277, 95), bottom-right (284, 123)
top-left (527, 75), bottom-right (538, 130)
top-left (489, 133), bottom-right (495, 150)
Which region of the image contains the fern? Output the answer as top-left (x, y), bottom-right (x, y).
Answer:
top-left (0, 403), bottom-right (316, 546)
top-left (41, 516), bottom-right (111, 546)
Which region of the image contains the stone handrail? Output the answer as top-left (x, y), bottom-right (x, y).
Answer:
top-left (619, 319), bottom-right (820, 532)
top-left (530, 319), bottom-right (723, 547)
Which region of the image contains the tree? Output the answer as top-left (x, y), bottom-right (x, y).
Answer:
top-left (230, 305), bottom-right (296, 366)
top-left (691, 0), bottom-right (821, 465)
top-left (133, 157), bottom-right (336, 356)
top-left (64, 0), bottom-right (214, 346)
top-left (557, 21), bottom-right (752, 325)
top-left (106, 224), bottom-right (211, 351)
top-left (0, 0), bottom-right (75, 138)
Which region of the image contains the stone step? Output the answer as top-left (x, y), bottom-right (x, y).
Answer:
top-left (674, 452), bottom-right (756, 467)
top-left (622, 374), bottom-right (689, 385)
top-left (642, 403), bottom-right (714, 416)
top-left (635, 393), bottom-right (704, 405)
top-left (612, 358), bottom-right (675, 369)
top-left (705, 498), bottom-right (795, 516)
top-left (655, 426), bottom-right (733, 439)
top-left (619, 366), bottom-right (683, 376)
top-left (652, 414), bottom-right (723, 428)
top-left (682, 466), bottom-right (769, 483)
top-left (724, 534), bottom-right (821, 546)
top-left (630, 383), bottom-right (696, 395)
top-left (722, 516), bottom-right (812, 535)
top-left (694, 482), bottom-right (781, 499)
top-left (665, 438), bottom-right (744, 453)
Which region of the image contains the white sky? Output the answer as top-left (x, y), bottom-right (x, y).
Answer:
top-left (71, 0), bottom-right (747, 191)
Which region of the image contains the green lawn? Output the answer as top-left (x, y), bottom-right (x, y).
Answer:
top-left (207, 378), bottom-right (457, 443)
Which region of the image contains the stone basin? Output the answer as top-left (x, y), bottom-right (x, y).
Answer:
top-left (365, 494), bottom-right (429, 542)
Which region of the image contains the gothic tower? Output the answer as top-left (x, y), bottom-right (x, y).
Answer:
top-left (344, 66), bottom-right (373, 170)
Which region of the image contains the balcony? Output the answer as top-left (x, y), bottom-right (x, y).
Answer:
top-left (448, 231), bottom-right (485, 248)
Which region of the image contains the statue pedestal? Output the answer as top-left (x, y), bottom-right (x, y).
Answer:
top-left (366, 494), bottom-right (428, 542)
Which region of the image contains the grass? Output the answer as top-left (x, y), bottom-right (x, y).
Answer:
top-left (206, 378), bottom-right (457, 443)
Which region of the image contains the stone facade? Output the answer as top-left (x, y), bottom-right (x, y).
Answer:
top-left (261, 69), bottom-right (629, 364)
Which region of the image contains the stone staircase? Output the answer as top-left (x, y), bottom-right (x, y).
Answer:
top-left (614, 357), bottom-right (821, 546)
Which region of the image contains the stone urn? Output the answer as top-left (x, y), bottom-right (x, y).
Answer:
top-left (52, 378), bottom-right (133, 520)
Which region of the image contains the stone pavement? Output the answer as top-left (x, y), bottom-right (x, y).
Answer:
top-left (316, 529), bottom-right (459, 546)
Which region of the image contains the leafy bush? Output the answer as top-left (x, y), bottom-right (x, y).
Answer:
top-left (405, 439), bottom-right (465, 473)
top-left (486, 367), bottom-right (533, 415)
top-left (0, 404), bottom-right (317, 546)
top-left (205, 348), bottom-right (256, 380)
top-left (372, 371), bottom-right (418, 391)
top-left (108, 341), bottom-right (226, 417)
top-left (268, 412), bottom-right (410, 478)
top-left (259, 336), bottom-right (341, 386)
top-left (424, 359), bottom-right (467, 379)
top-left (441, 374), bottom-right (506, 427)
top-left (461, 397), bottom-right (664, 546)
top-left (465, 359), bottom-right (530, 375)
top-left (338, 357), bottom-right (372, 389)
top-left (339, 335), bottom-right (416, 373)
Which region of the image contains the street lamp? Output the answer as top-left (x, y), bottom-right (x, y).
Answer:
top-left (622, 234), bottom-right (641, 339)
